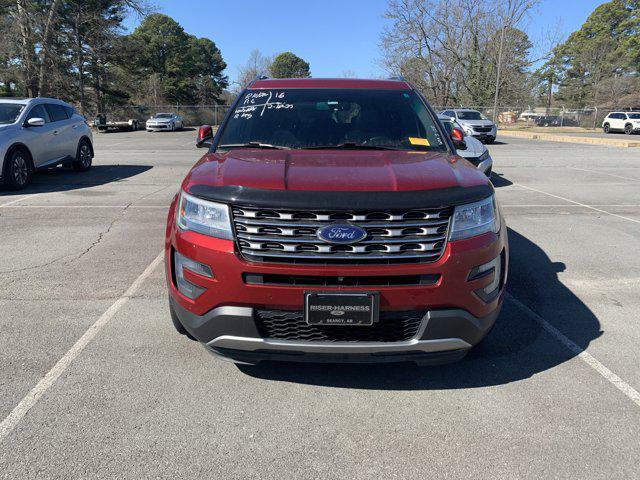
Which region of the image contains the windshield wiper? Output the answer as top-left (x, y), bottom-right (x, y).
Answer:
top-left (305, 143), bottom-right (400, 150)
top-left (218, 142), bottom-right (290, 150)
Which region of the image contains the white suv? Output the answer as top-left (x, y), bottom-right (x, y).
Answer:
top-left (0, 97), bottom-right (94, 190)
top-left (602, 112), bottom-right (640, 135)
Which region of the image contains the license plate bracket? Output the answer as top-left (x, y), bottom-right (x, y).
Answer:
top-left (304, 292), bottom-right (379, 326)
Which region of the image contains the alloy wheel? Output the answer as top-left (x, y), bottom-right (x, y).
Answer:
top-left (13, 154), bottom-right (28, 186)
top-left (80, 144), bottom-right (91, 168)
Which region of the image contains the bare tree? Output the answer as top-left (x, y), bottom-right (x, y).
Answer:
top-left (380, 0), bottom-right (538, 110)
top-left (492, 0), bottom-right (540, 120)
top-left (235, 49), bottom-right (272, 91)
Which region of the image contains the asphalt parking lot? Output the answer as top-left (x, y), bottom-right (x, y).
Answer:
top-left (1, 130), bottom-right (639, 479)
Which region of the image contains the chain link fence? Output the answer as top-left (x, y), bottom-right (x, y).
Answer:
top-left (434, 106), bottom-right (606, 129)
top-left (100, 104), bottom-right (232, 127)
top-left (98, 104), bottom-right (621, 131)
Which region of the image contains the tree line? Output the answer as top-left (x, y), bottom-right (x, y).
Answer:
top-left (380, 0), bottom-right (640, 110)
top-left (1, 0), bottom-right (638, 114)
top-left (0, 2), bottom-right (228, 115)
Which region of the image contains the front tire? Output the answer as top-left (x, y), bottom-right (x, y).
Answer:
top-left (72, 139), bottom-right (93, 172)
top-left (603, 123), bottom-right (610, 133)
top-left (3, 148), bottom-right (31, 190)
top-left (625, 124), bottom-right (633, 135)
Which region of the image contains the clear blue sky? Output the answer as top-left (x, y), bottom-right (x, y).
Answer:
top-left (127, 0), bottom-right (608, 86)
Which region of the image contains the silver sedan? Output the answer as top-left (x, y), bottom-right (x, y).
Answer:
top-left (146, 113), bottom-right (184, 132)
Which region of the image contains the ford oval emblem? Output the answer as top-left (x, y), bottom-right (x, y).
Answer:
top-left (317, 224), bottom-right (367, 244)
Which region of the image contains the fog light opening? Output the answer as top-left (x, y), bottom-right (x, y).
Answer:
top-left (470, 252), bottom-right (504, 303)
top-left (174, 250), bottom-right (213, 300)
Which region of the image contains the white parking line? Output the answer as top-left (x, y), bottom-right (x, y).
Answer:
top-left (567, 166), bottom-right (640, 182)
top-left (0, 193), bottom-right (45, 207)
top-left (513, 182), bottom-right (640, 225)
top-left (501, 204), bottom-right (640, 208)
top-left (0, 250), bottom-right (164, 443)
top-left (507, 294), bottom-right (640, 408)
top-left (0, 205), bottom-right (167, 209)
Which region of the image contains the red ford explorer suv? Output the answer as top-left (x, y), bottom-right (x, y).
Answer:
top-left (166, 77), bottom-right (508, 365)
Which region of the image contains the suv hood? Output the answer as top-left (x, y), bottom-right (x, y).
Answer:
top-left (456, 136), bottom-right (486, 159)
top-left (183, 149), bottom-right (488, 193)
top-left (458, 119), bottom-right (495, 128)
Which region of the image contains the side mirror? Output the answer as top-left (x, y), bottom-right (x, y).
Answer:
top-left (451, 127), bottom-right (467, 150)
top-left (196, 124), bottom-right (213, 148)
top-left (26, 117), bottom-right (45, 127)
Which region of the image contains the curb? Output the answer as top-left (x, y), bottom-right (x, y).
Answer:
top-left (498, 130), bottom-right (640, 148)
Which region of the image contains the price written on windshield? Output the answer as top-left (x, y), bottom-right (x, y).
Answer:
top-left (234, 91), bottom-right (293, 120)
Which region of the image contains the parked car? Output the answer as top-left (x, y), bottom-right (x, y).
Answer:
top-left (518, 111), bottom-right (541, 122)
top-left (438, 114), bottom-right (492, 176)
top-left (0, 97), bottom-right (94, 190)
top-left (146, 113), bottom-right (183, 132)
top-left (166, 77), bottom-right (508, 366)
top-left (534, 115), bottom-right (561, 127)
top-left (602, 111), bottom-right (640, 135)
top-left (440, 108), bottom-right (497, 143)
top-left (535, 115), bottom-right (579, 127)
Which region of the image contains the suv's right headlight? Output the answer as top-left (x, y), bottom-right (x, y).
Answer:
top-left (177, 191), bottom-right (233, 240)
top-left (450, 195), bottom-right (500, 241)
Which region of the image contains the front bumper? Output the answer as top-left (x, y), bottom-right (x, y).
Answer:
top-left (170, 298), bottom-right (501, 364)
top-left (146, 123), bottom-right (171, 130)
top-left (471, 133), bottom-right (496, 142)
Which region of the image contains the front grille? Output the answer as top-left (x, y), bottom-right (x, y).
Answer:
top-left (255, 309), bottom-right (425, 342)
top-left (231, 206), bottom-right (452, 264)
top-left (473, 126), bottom-right (492, 133)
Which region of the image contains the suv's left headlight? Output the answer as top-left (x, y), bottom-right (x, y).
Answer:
top-left (450, 195), bottom-right (500, 241)
top-left (478, 150), bottom-right (490, 162)
top-left (177, 191), bottom-right (233, 240)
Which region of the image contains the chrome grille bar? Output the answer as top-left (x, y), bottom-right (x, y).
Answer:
top-left (231, 206), bottom-right (452, 264)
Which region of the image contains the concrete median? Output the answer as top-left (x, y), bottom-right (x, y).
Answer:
top-left (499, 129), bottom-right (640, 148)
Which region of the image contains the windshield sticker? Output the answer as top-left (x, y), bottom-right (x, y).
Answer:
top-left (409, 137), bottom-right (430, 146)
top-left (234, 91), bottom-right (294, 120)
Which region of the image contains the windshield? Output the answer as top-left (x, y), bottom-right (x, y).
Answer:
top-left (627, 113), bottom-right (640, 119)
top-left (217, 89), bottom-right (447, 152)
top-left (0, 103), bottom-right (25, 124)
top-left (457, 111), bottom-right (487, 121)
top-left (155, 113), bottom-right (172, 118)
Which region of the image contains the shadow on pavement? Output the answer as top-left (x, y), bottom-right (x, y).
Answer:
top-left (490, 172), bottom-right (513, 188)
top-left (0, 164), bottom-right (153, 196)
top-left (238, 227), bottom-right (601, 390)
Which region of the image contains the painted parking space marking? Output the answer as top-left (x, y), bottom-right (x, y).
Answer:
top-left (0, 205), bottom-right (167, 209)
top-left (567, 166), bottom-right (640, 183)
top-left (0, 251), bottom-right (164, 443)
top-left (0, 193), bottom-right (46, 208)
top-left (508, 294), bottom-right (640, 408)
top-left (512, 182), bottom-right (640, 225)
